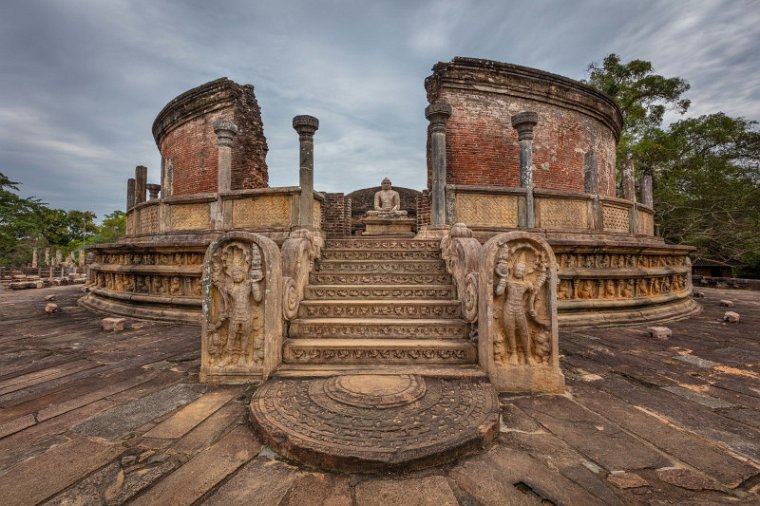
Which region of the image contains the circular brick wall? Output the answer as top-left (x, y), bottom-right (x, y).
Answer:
top-left (426, 58), bottom-right (623, 198)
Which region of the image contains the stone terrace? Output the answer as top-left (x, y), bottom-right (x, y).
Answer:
top-left (0, 285), bottom-right (758, 505)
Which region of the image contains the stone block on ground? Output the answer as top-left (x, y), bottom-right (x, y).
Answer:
top-left (44, 294), bottom-right (57, 301)
top-left (45, 303), bottom-right (59, 314)
top-left (720, 300), bottom-right (734, 307)
top-left (102, 317), bottom-right (128, 332)
top-left (723, 311), bottom-right (740, 323)
top-left (647, 326), bottom-right (672, 339)
top-left (693, 290), bottom-right (705, 298)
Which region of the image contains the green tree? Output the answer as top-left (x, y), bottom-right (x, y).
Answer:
top-left (91, 210), bottom-right (126, 244)
top-left (0, 172), bottom-right (46, 266)
top-left (586, 55), bottom-right (760, 276)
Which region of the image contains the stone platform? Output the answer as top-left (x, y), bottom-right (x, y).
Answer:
top-left (2, 285), bottom-right (760, 505)
top-left (249, 374), bottom-right (499, 472)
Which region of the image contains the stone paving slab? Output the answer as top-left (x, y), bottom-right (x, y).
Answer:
top-left (0, 285), bottom-right (758, 504)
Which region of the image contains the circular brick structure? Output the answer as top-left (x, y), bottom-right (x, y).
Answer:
top-left (249, 374), bottom-right (500, 472)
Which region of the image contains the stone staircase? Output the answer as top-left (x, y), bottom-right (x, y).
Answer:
top-left (281, 238), bottom-right (478, 371)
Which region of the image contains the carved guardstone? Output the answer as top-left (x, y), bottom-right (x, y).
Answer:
top-left (201, 232), bottom-right (283, 384)
top-left (478, 231), bottom-right (565, 393)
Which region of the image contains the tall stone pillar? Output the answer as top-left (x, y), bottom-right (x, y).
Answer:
top-left (293, 115), bottom-right (319, 229)
top-left (44, 248), bottom-right (50, 266)
top-left (147, 183), bottom-right (161, 200)
top-left (641, 172), bottom-right (653, 207)
top-left (31, 248), bottom-right (38, 268)
top-left (622, 158), bottom-right (635, 201)
top-left (511, 112), bottom-right (539, 228)
top-left (78, 249), bottom-right (85, 266)
top-left (426, 102), bottom-right (452, 226)
top-left (126, 178), bottom-right (136, 211)
top-left (213, 119), bottom-right (238, 193)
top-left (584, 151), bottom-right (604, 231)
top-left (55, 250), bottom-right (62, 264)
top-left (135, 166), bottom-right (148, 205)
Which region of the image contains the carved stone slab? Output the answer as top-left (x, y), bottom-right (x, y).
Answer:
top-left (249, 374), bottom-right (499, 472)
top-left (478, 232), bottom-right (565, 393)
top-left (201, 232), bottom-right (282, 384)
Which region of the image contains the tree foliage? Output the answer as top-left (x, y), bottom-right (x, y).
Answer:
top-left (586, 55), bottom-right (760, 276)
top-left (0, 172), bottom-right (125, 267)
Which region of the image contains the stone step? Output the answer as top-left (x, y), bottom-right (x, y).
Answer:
top-left (288, 318), bottom-right (470, 339)
top-left (309, 271), bottom-right (451, 285)
top-left (316, 259), bottom-right (446, 274)
top-left (322, 248), bottom-right (442, 261)
top-left (304, 284), bottom-right (455, 300)
top-left (282, 338), bottom-right (477, 365)
top-left (298, 300), bottom-right (462, 319)
top-left (324, 239), bottom-right (440, 251)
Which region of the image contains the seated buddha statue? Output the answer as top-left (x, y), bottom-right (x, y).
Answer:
top-left (367, 178), bottom-right (407, 217)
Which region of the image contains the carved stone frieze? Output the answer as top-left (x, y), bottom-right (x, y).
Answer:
top-left (478, 231), bottom-right (564, 393)
top-left (317, 260), bottom-right (445, 274)
top-left (310, 272), bottom-right (451, 285)
top-left (306, 286), bottom-right (454, 300)
top-left (201, 232), bottom-right (282, 384)
top-left (289, 320), bottom-right (469, 339)
top-left (285, 347), bottom-right (471, 362)
top-left (299, 301), bottom-right (461, 319)
top-left (322, 249), bottom-right (441, 261)
top-left (557, 273), bottom-right (690, 300)
top-left (324, 239), bottom-right (440, 250)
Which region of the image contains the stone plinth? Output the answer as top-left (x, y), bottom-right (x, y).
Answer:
top-left (249, 374), bottom-right (499, 472)
top-left (362, 215), bottom-right (415, 237)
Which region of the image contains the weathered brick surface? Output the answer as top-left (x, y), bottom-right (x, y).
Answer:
top-left (425, 58), bottom-right (622, 198)
top-left (322, 192), bottom-right (352, 238)
top-left (153, 78), bottom-right (269, 196)
top-left (416, 190), bottom-right (431, 229)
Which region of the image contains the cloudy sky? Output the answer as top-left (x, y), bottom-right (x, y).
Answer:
top-left (1, 0), bottom-right (759, 220)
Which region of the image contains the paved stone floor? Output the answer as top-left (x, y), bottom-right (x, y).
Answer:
top-left (0, 285), bottom-right (758, 505)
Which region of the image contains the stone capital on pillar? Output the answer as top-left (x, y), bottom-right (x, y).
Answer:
top-left (146, 183), bottom-right (161, 200)
top-left (511, 111), bottom-right (539, 141)
top-left (213, 119), bottom-right (238, 147)
top-left (425, 102), bottom-right (452, 133)
top-left (293, 115), bottom-right (319, 137)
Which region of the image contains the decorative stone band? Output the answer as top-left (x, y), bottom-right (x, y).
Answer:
top-left (200, 231), bottom-right (283, 384)
top-left (445, 185), bottom-right (655, 236)
top-left (124, 187), bottom-right (324, 237)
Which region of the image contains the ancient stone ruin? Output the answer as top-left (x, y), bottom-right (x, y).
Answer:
top-left (79, 57), bottom-right (699, 471)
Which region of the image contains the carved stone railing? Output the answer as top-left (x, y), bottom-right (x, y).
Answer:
top-left (125, 187), bottom-right (324, 239)
top-left (200, 232), bottom-right (283, 384)
top-left (440, 223), bottom-right (481, 324)
top-left (281, 228), bottom-right (323, 320)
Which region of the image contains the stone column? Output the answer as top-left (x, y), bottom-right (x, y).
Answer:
top-left (146, 184), bottom-right (161, 200)
top-left (32, 248), bottom-right (38, 268)
top-left (55, 250), bottom-right (62, 264)
top-left (622, 158), bottom-right (635, 201)
top-left (426, 102), bottom-right (452, 226)
top-left (641, 172), bottom-right (653, 207)
top-left (584, 151), bottom-right (604, 231)
top-left (511, 112), bottom-right (539, 228)
top-left (293, 115), bottom-right (319, 229)
top-left (213, 119), bottom-right (238, 193)
top-left (126, 178), bottom-right (136, 211)
top-left (135, 166), bottom-right (147, 205)
top-left (78, 249), bottom-right (85, 267)
top-left (44, 248), bottom-right (50, 266)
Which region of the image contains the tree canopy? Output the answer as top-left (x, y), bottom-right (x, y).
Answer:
top-left (0, 172), bottom-right (124, 267)
top-left (586, 54), bottom-right (760, 276)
